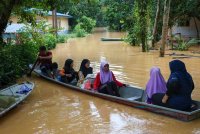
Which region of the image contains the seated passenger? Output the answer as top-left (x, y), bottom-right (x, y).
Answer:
top-left (59, 59), bottom-right (78, 85)
top-left (51, 62), bottom-right (61, 81)
top-left (37, 46), bottom-right (53, 78)
top-left (145, 67), bottom-right (167, 104)
top-left (93, 60), bottom-right (125, 97)
top-left (78, 59), bottom-right (93, 84)
top-left (152, 60), bottom-right (194, 111)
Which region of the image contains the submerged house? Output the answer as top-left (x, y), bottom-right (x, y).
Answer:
top-left (171, 18), bottom-right (200, 39)
top-left (3, 10), bottom-right (72, 43)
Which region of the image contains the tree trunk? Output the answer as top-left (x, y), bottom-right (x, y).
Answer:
top-left (160, 0), bottom-right (171, 57)
top-left (193, 17), bottom-right (199, 40)
top-left (52, 9), bottom-right (57, 36)
top-left (152, 0), bottom-right (161, 48)
top-left (139, 0), bottom-right (148, 52)
top-left (0, 0), bottom-right (21, 45)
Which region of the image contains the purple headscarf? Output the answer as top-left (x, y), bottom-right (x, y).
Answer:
top-left (146, 67), bottom-right (167, 102)
top-left (100, 61), bottom-right (113, 84)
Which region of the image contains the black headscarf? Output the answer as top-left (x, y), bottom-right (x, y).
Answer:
top-left (64, 59), bottom-right (74, 74)
top-left (79, 59), bottom-right (93, 77)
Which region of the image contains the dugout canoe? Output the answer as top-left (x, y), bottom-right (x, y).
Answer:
top-left (0, 81), bottom-right (35, 116)
top-left (101, 37), bottom-right (124, 41)
top-left (32, 67), bottom-right (200, 122)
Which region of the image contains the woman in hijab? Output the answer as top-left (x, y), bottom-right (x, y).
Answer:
top-left (78, 59), bottom-right (93, 83)
top-left (59, 59), bottom-right (77, 84)
top-left (93, 60), bottom-right (125, 97)
top-left (145, 67), bottom-right (167, 104)
top-left (152, 60), bottom-right (194, 111)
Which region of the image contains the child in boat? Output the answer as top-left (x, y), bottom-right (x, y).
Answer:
top-left (59, 59), bottom-right (78, 85)
top-left (93, 60), bottom-right (125, 97)
top-left (152, 60), bottom-right (195, 111)
top-left (51, 62), bottom-right (61, 81)
top-left (145, 67), bottom-right (167, 104)
top-left (77, 59), bottom-right (93, 88)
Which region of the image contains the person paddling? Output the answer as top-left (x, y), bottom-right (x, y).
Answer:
top-left (28, 46), bottom-right (53, 77)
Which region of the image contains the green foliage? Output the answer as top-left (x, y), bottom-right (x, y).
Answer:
top-left (0, 43), bottom-right (37, 86)
top-left (78, 16), bottom-right (96, 33)
top-left (60, 0), bottom-right (105, 27)
top-left (174, 38), bottom-right (190, 51)
top-left (73, 24), bottom-right (87, 37)
top-left (44, 34), bottom-right (57, 49)
top-left (126, 0), bottom-right (153, 52)
top-left (104, 0), bottom-right (134, 31)
top-left (57, 35), bottom-right (66, 43)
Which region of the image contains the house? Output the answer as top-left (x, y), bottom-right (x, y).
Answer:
top-left (3, 10), bottom-right (72, 42)
top-left (9, 11), bottom-right (72, 34)
top-left (171, 18), bottom-right (200, 39)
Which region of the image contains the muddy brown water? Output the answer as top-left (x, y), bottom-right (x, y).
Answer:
top-left (0, 28), bottom-right (200, 134)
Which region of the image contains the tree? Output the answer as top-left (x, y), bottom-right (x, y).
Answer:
top-left (152, 0), bottom-right (161, 48)
top-left (0, 0), bottom-right (79, 45)
top-left (160, 0), bottom-right (171, 57)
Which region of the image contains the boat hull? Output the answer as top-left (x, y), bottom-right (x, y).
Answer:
top-left (33, 68), bottom-right (200, 121)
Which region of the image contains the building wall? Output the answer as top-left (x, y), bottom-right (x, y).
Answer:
top-left (172, 18), bottom-right (200, 38)
top-left (9, 16), bottom-right (69, 30)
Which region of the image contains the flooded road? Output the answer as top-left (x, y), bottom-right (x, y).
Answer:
top-left (0, 28), bottom-right (200, 134)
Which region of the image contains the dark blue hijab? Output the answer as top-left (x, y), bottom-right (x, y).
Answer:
top-left (168, 60), bottom-right (194, 96)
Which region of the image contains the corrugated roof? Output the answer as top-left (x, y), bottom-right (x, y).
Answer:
top-left (47, 11), bottom-right (72, 18)
top-left (5, 24), bottom-right (25, 33)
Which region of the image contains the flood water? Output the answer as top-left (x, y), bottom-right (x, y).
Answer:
top-left (1, 28), bottom-right (200, 134)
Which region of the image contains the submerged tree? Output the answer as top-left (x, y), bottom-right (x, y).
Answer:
top-left (152, 0), bottom-right (161, 48)
top-left (160, 0), bottom-right (171, 57)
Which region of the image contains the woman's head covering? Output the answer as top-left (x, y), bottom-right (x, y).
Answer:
top-left (64, 59), bottom-right (74, 73)
top-left (100, 60), bottom-right (113, 84)
top-left (168, 60), bottom-right (194, 96)
top-left (146, 67), bottom-right (167, 99)
top-left (169, 60), bottom-right (187, 73)
top-left (79, 59), bottom-right (93, 77)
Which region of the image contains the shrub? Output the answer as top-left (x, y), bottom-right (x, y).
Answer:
top-left (78, 16), bottom-right (96, 33)
top-left (44, 34), bottom-right (57, 49)
top-left (174, 37), bottom-right (190, 51)
top-left (57, 35), bottom-right (66, 43)
top-left (73, 24), bottom-right (87, 37)
top-left (0, 43), bottom-right (38, 86)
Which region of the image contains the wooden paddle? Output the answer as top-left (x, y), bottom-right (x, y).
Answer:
top-left (27, 58), bottom-right (39, 77)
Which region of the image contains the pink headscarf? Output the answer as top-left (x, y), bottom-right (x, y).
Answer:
top-left (100, 61), bottom-right (113, 84)
top-left (146, 67), bottom-right (167, 99)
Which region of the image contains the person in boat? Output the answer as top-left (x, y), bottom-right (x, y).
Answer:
top-left (145, 67), bottom-right (167, 104)
top-left (37, 46), bottom-right (53, 78)
top-left (93, 60), bottom-right (125, 97)
top-left (152, 60), bottom-right (194, 111)
top-left (59, 59), bottom-right (78, 85)
top-left (78, 59), bottom-right (93, 83)
top-left (77, 59), bottom-right (94, 89)
top-left (51, 62), bottom-right (61, 81)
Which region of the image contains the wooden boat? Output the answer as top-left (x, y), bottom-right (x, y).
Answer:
top-left (101, 37), bottom-right (124, 41)
top-left (32, 67), bottom-right (200, 121)
top-left (0, 81), bottom-right (35, 116)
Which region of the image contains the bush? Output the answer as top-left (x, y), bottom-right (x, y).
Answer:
top-left (174, 38), bottom-right (190, 51)
top-left (78, 16), bottom-right (96, 33)
top-left (57, 35), bottom-right (67, 43)
top-left (0, 43), bottom-right (38, 86)
top-left (73, 24), bottom-right (87, 37)
top-left (44, 34), bottom-right (57, 49)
